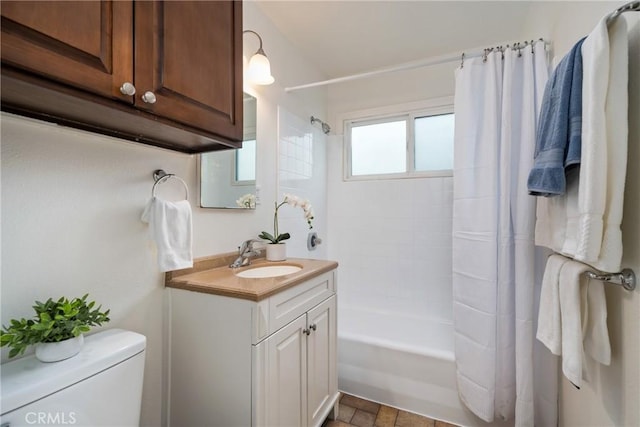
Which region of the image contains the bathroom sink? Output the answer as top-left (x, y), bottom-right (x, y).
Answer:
top-left (235, 264), bottom-right (302, 278)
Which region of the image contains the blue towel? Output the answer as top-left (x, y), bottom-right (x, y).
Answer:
top-left (528, 38), bottom-right (585, 196)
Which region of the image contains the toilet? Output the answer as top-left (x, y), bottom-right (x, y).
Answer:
top-left (0, 329), bottom-right (146, 426)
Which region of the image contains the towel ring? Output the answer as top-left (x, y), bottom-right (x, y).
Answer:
top-left (152, 169), bottom-right (189, 200)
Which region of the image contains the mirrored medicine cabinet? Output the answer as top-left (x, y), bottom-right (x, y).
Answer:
top-left (200, 93), bottom-right (257, 209)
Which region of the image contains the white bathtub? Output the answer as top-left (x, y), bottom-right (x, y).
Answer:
top-left (338, 306), bottom-right (507, 427)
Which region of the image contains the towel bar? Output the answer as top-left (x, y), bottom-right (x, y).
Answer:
top-left (606, 1), bottom-right (640, 26)
top-left (587, 268), bottom-right (636, 291)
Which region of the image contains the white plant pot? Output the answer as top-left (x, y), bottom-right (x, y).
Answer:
top-left (35, 334), bottom-right (84, 363)
top-left (266, 243), bottom-right (286, 261)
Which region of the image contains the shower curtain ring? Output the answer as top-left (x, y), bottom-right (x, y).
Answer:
top-left (460, 52), bottom-right (465, 68)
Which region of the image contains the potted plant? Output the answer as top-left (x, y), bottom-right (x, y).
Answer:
top-left (0, 294), bottom-right (110, 362)
top-left (258, 193), bottom-right (314, 261)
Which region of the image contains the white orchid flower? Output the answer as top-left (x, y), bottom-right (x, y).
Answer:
top-left (259, 193), bottom-right (315, 243)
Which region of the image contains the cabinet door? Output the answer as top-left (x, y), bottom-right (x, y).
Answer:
top-left (1, 1), bottom-right (133, 102)
top-left (307, 296), bottom-right (338, 427)
top-left (134, 0), bottom-right (243, 141)
top-left (265, 314), bottom-right (308, 427)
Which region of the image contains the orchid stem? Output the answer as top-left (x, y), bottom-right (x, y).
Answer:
top-left (273, 201), bottom-right (279, 241)
top-left (273, 200), bottom-right (287, 242)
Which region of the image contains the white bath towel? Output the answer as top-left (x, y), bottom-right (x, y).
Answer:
top-left (141, 197), bottom-right (193, 272)
top-left (536, 254), bottom-right (571, 355)
top-left (587, 16), bottom-right (628, 273)
top-left (566, 18), bottom-right (609, 262)
top-left (535, 17), bottom-right (628, 273)
top-left (574, 16), bottom-right (628, 271)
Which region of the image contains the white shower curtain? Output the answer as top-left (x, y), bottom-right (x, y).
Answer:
top-left (452, 43), bottom-right (557, 426)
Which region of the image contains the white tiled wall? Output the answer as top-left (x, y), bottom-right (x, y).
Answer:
top-left (276, 107), bottom-right (328, 260)
top-left (328, 164), bottom-right (454, 324)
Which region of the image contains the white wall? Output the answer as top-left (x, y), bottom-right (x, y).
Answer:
top-left (1, 117), bottom-right (187, 425)
top-left (0, 3), bottom-right (328, 425)
top-left (277, 107), bottom-right (328, 260)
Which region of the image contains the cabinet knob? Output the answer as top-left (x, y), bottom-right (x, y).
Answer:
top-left (142, 91), bottom-right (157, 104)
top-left (309, 324), bottom-right (317, 331)
top-left (119, 82), bottom-right (136, 96)
top-left (303, 328), bottom-right (311, 336)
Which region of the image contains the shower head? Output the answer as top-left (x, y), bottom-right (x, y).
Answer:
top-left (310, 116), bottom-right (331, 134)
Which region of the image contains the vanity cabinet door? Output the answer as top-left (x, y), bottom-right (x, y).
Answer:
top-left (134, 0), bottom-right (243, 142)
top-left (1, 0), bottom-right (134, 102)
top-left (307, 296), bottom-right (338, 427)
top-left (265, 314), bottom-right (308, 427)
top-left (259, 295), bottom-right (338, 427)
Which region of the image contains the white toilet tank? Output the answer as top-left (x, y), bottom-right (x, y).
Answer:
top-left (1, 329), bottom-right (146, 427)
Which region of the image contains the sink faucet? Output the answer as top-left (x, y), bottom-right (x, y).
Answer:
top-left (230, 239), bottom-right (262, 268)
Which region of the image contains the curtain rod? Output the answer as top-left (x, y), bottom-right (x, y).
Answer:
top-left (285, 0), bottom-right (638, 93)
top-left (285, 39), bottom-right (547, 92)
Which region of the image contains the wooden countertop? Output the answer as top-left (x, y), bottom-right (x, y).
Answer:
top-left (165, 253), bottom-right (338, 302)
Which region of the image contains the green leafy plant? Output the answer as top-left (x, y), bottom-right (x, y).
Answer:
top-left (258, 193), bottom-right (314, 244)
top-left (0, 294), bottom-right (110, 358)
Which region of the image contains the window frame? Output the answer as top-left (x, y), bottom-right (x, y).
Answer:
top-left (231, 139), bottom-right (256, 186)
top-left (343, 99), bottom-right (454, 181)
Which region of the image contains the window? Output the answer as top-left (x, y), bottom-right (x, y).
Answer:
top-left (234, 139), bottom-right (256, 183)
top-left (346, 108), bottom-right (454, 179)
top-left (414, 113), bottom-right (455, 172)
top-left (351, 118), bottom-right (406, 176)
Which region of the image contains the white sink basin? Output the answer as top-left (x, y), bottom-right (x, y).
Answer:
top-left (235, 264), bottom-right (302, 278)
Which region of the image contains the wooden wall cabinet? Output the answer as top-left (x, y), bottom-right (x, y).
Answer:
top-left (1, 0), bottom-right (243, 153)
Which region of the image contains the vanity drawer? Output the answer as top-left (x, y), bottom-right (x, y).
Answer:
top-left (269, 270), bottom-right (335, 333)
top-left (252, 270), bottom-right (335, 343)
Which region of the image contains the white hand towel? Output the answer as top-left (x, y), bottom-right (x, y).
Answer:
top-left (537, 254), bottom-right (571, 355)
top-left (557, 259), bottom-right (611, 388)
top-left (582, 278), bottom-right (611, 366)
top-left (141, 197), bottom-right (193, 272)
top-left (558, 260), bottom-right (591, 387)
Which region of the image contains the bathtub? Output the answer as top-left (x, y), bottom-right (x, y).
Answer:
top-left (337, 306), bottom-right (507, 427)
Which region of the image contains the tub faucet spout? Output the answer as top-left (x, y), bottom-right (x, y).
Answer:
top-left (230, 239), bottom-right (261, 268)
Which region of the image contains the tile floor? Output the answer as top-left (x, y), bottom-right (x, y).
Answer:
top-left (323, 394), bottom-right (459, 427)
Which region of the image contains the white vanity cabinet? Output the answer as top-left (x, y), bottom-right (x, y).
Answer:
top-left (167, 268), bottom-right (338, 427)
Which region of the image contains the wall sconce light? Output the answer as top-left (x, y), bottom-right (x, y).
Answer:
top-left (243, 30), bottom-right (275, 85)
